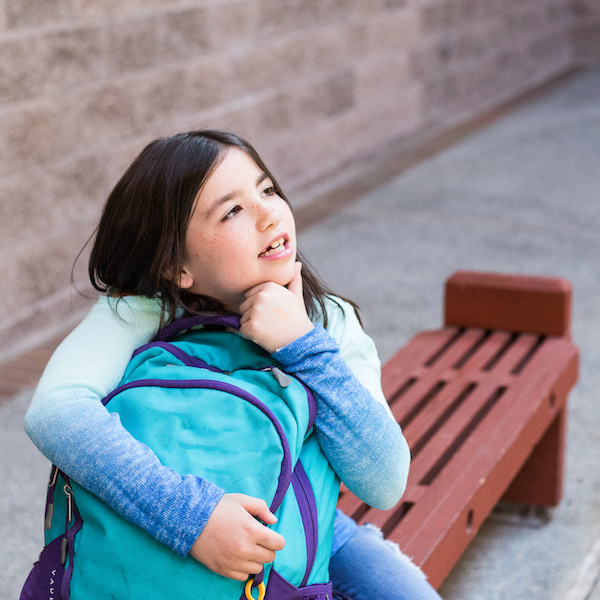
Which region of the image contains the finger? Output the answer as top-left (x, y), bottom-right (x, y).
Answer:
top-left (243, 281), bottom-right (269, 300)
top-left (243, 545), bottom-right (277, 565)
top-left (228, 569), bottom-right (255, 582)
top-left (256, 527), bottom-right (286, 552)
top-left (238, 295), bottom-right (261, 325)
top-left (236, 560), bottom-right (265, 576)
top-left (239, 495), bottom-right (277, 524)
top-left (225, 555), bottom-right (272, 580)
top-left (247, 518), bottom-right (285, 552)
top-left (286, 262), bottom-right (303, 298)
top-left (237, 496), bottom-right (286, 551)
top-left (238, 298), bottom-right (252, 322)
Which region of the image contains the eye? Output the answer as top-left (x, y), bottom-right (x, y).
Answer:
top-left (222, 205), bottom-right (242, 221)
top-left (262, 184), bottom-right (276, 197)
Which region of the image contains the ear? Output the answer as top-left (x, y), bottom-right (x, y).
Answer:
top-left (165, 265), bottom-right (195, 290)
top-left (178, 266), bottom-right (195, 290)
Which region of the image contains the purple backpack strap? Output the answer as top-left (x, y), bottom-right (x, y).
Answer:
top-left (61, 487), bottom-right (83, 600)
top-left (20, 470), bottom-right (83, 600)
top-left (291, 461), bottom-right (319, 588)
top-left (245, 459), bottom-right (321, 600)
top-left (131, 341), bottom-right (220, 372)
top-left (154, 314), bottom-right (241, 342)
top-left (261, 570), bottom-right (333, 600)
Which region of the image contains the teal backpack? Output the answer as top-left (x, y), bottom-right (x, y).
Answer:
top-left (23, 315), bottom-right (340, 600)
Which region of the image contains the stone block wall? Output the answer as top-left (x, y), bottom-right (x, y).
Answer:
top-left (571, 0), bottom-right (600, 66)
top-left (415, 0), bottom-right (574, 128)
top-left (0, 0), bottom-right (589, 361)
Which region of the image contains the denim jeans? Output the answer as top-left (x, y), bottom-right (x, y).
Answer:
top-left (329, 523), bottom-right (442, 600)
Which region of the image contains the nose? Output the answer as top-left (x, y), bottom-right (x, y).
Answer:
top-left (255, 200), bottom-right (282, 231)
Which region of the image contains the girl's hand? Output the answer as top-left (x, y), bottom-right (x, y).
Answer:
top-left (189, 493), bottom-right (285, 581)
top-left (239, 262), bottom-right (314, 354)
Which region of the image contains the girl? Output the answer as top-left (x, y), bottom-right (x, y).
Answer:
top-left (25, 130), bottom-right (441, 599)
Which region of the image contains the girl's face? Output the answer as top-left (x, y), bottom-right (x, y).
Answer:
top-left (179, 148), bottom-right (297, 312)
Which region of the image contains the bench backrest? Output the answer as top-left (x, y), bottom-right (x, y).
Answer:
top-left (445, 270), bottom-right (572, 338)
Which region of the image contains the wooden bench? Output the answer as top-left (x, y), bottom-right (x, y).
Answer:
top-left (337, 270), bottom-right (579, 590)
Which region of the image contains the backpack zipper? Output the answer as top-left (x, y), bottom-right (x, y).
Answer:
top-left (103, 378), bottom-right (294, 513)
top-left (134, 342), bottom-right (317, 434)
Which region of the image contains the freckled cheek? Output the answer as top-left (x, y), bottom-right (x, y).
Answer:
top-left (187, 225), bottom-right (249, 269)
top-left (185, 234), bottom-right (220, 276)
top-left (203, 234), bottom-right (248, 272)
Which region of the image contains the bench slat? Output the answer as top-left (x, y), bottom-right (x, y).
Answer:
top-left (445, 330), bottom-right (515, 372)
top-left (338, 272), bottom-right (579, 589)
top-left (340, 322), bottom-right (578, 590)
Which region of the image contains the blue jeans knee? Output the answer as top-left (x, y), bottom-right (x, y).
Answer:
top-left (329, 523), bottom-right (442, 600)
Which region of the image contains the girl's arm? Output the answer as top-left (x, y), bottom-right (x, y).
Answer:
top-left (25, 296), bottom-right (283, 578)
top-left (28, 279), bottom-right (405, 569)
top-left (240, 267), bottom-right (409, 510)
top-left (25, 297), bottom-right (219, 554)
top-left (274, 299), bottom-right (410, 510)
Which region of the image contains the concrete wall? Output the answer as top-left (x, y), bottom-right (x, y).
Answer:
top-left (0, 0), bottom-right (588, 361)
top-left (571, 0), bottom-right (600, 66)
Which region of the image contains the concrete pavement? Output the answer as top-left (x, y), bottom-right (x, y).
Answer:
top-left (299, 68), bottom-right (600, 600)
top-left (3, 68), bottom-right (600, 599)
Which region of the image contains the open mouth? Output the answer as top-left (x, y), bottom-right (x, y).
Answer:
top-left (259, 237), bottom-right (288, 257)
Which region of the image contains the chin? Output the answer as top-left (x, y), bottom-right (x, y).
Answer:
top-left (279, 270), bottom-right (298, 288)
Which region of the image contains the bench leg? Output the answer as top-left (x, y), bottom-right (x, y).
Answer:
top-left (501, 408), bottom-right (566, 507)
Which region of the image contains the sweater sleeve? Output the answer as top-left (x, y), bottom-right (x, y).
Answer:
top-left (24, 296), bottom-right (224, 557)
top-left (322, 297), bottom-right (390, 413)
top-left (273, 300), bottom-right (410, 510)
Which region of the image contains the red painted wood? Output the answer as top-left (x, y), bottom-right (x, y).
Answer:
top-left (444, 270), bottom-right (572, 338)
top-left (337, 272), bottom-right (579, 590)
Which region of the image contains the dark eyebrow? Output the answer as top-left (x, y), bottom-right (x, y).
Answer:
top-left (205, 193), bottom-right (234, 217)
top-left (204, 171), bottom-right (270, 216)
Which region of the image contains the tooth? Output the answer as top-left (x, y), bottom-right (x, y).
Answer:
top-left (261, 238), bottom-right (285, 256)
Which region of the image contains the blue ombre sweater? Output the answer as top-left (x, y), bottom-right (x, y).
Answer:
top-left (25, 295), bottom-right (409, 557)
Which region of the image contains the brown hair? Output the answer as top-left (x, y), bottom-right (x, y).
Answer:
top-left (88, 130), bottom-right (357, 328)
